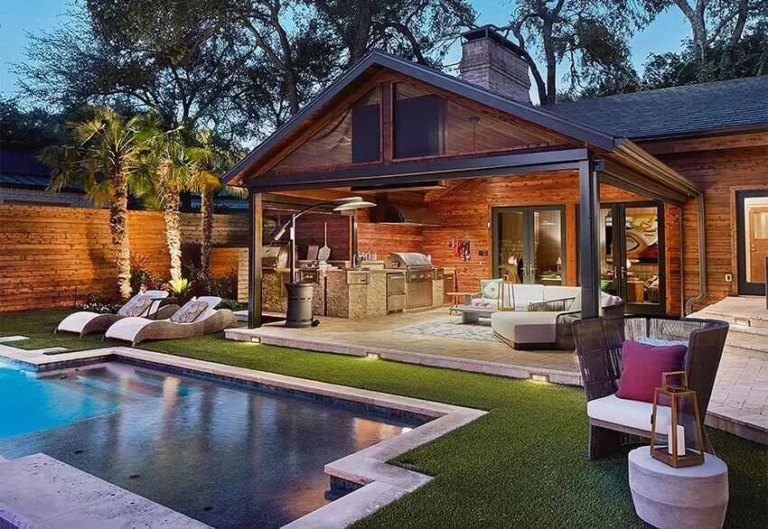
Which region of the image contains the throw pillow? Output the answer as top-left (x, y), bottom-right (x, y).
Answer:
top-left (616, 340), bottom-right (687, 403)
top-left (170, 300), bottom-right (209, 323)
top-left (118, 295), bottom-right (154, 317)
top-left (482, 280), bottom-right (499, 300)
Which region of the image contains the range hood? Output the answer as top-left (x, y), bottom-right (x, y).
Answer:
top-left (372, 201), bottom-right (441, 226)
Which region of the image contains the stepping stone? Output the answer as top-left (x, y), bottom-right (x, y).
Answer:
top-left (0, 336), bottom-right (28, 343)
top-left (0, 453), bottom-right (210, 528)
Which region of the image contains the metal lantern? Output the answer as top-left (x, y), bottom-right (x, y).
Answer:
top-left (497, 280), bottom-right (516, 311)
top-left (650, 371), bottom-right (706, 468)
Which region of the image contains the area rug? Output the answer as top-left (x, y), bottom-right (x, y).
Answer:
top-left (393, 317), bottom-right (497, 342)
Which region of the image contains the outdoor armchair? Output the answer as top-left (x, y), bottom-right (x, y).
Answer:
top-left (56, 290), bottom-right (176, 337)
top-left (572, 315), bottom-right (729, 460)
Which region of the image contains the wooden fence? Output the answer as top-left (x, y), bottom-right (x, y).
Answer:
top-left (0, 204), bottom-right (247, 312)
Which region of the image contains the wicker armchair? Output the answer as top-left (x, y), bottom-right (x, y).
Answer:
top-left (572, 315), bottom-right (729, 460)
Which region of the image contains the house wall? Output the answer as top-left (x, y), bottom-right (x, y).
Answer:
top-left (418, 171), bottom-right (682, 315)
top-left (0, 204), bottom-right (248, 312)
top-left (657, 145), bottom-right (768, 312)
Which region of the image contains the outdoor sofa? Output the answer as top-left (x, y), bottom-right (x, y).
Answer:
top-left (490, 287), bottom-right (624, 350)
top-left (56, 290), bottom-right (177, 337)
top-left (105, 296), bottom-right (237, 346)
top-left (572, 315), bottom-right (729, 459)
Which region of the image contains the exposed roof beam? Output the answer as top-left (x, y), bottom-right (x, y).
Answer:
top-left (245, 148), bottom-right (589, 193)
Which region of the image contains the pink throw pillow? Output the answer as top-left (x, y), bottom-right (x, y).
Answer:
top-left (616, 340), bottom-right (687, 403)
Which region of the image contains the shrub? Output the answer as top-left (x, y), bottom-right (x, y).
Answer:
top-left (130, 255), bottom-right (165, 294)
top-left (76, 293), bottom-right (122, 314)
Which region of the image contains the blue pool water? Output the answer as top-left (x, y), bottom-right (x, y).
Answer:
top-left (0, 359), bottom-right (421, 528)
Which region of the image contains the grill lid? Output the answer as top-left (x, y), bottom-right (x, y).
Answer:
top-left (385, 252), bottom-right (432, 269)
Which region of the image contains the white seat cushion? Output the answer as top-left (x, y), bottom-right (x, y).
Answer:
top-left (471, 297), bottom-right (498, 308)
top-left (491, 311), bottom-right (559, 344)
top-left (587, 394), bottom-right (670, 434)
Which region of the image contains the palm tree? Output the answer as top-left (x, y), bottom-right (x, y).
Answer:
top-left (136, 117), bottom-right (195, 282)
top-left (40, 107), bottom-right (144, 299)
top-left (187, 131), bottom-right (244, 285)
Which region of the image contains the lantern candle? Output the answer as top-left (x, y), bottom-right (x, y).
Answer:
top-left (667, 424), bottom-right (685, 456)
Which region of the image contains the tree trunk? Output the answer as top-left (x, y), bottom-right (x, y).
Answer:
top-left (110, 171), bottom-right (132, 300)
top-left (543, 21), bottom-right (557, 105)
top-left (200, 189), bottom-right (214, 285)
top-left (164, 190), bottom-right (183, 282)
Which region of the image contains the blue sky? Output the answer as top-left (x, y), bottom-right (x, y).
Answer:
top-left (0, 0), bottom-right (690, 98)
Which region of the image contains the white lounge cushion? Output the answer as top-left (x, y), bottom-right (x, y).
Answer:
top-left (491, 311), bottom-right (560, 344)
top-left (105, 296), bottom-right (222, 342)
top-left (587, 394), bottom-right (670, 434)
top-left (57, 290), bottom-right (169, 334)
top-left (57, 311), bottom-right (102, 334)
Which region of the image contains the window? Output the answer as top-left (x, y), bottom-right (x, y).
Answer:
top-left (394, 83), bottom-right (442, 158)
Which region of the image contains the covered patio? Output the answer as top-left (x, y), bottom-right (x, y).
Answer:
top-left (221, 47), bottom-right (701, 376)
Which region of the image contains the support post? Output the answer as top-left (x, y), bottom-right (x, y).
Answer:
top-left (579, 159), bottom-right (601, 318)
top-left (248, 192), bottom-right (263, 328)
top-left (350, 213), bottom-right (359, 267)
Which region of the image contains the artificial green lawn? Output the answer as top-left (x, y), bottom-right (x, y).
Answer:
top-left (0, 309), bottom-right (123, 351)
top-left (2, 310), bottom-right (767, 527)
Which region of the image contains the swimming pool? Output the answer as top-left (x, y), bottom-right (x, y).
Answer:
top-left (0, 359), bottom-right (422, 528)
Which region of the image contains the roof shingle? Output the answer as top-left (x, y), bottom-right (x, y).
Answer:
top-left (547, 75), bottom-right (768, 140)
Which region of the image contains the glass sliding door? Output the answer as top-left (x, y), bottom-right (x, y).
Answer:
top-left (598, 202), bottom-right (665, 314)
top-left (737, 190), bottom-right (768, 295)
top-left (492, 206), bottom-right (565, 285)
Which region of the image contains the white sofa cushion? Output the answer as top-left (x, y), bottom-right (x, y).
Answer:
top-left (587, 394), bottom-right (669, 434)
top-left (491, 311), bottom-right (560, 344)
top-left (512, 284), bottom-right (544, 311)
top-left (543, 285), bottom-right (580, 302)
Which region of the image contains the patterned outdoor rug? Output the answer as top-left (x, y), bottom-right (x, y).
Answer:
top-left (393, 317), bottom-right (497, 342)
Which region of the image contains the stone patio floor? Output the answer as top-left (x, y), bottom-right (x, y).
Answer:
top-left (232, 306), bottom-right (768, 443)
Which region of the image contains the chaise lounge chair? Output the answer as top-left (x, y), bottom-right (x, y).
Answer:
top-left (104, 296), bottom-right (237, 346)
top-left (56, 290), bottom-right (176, 337)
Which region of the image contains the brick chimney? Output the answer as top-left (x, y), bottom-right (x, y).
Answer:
top-left (459, 26), bottom-right (532, 104)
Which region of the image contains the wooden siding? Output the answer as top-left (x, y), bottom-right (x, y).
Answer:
top-left (357, 222), bottom-right (424, 258)
top-left (659, 146), bottom-right (768, 311)
top-left (421, 172), bottom-right (641, 288)
top-left (0, 204), bottom-right (248, 312)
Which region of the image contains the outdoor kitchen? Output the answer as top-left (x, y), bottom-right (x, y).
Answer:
top-left (236, 197), bottom-right (453, 322)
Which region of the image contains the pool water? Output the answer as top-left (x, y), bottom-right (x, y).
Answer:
top-left (0, 360), bottom-right (420, 528)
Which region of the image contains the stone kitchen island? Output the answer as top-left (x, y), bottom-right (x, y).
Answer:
top-left (257, 266), bottom-right (444, 320)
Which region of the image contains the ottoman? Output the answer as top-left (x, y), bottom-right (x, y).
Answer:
top-left (628, 446), bottom-right (728, 529)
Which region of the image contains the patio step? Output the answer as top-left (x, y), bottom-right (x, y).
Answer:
top-left (691, 305), bottom-right (768, 359)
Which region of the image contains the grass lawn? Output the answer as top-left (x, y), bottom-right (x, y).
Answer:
top-left (0, 309), bottom-right (123, 351)
top-left (2, 310), bottom-right (767, 527)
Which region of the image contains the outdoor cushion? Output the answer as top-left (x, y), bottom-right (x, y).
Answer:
top-left (170, 300), bottom-right (209, 323)
top-left (637, 336), bottom-right (689, 348)
top-left (491, 311), bottom-right (560, 344)
top-left (481, 280), bottom-right (500, 299)
top-left (569, 292), bottom-right (582, 312)
top-left (117, 295), bottom-right (155, 317)
top-left (542, 286), bottom-right (580, 302)
top-left (511, 284), bottom-right (544, 311)
top-left (616, 340), bottom-right (687, 403)
top-left (587, 394), bottom-right (670, 434)
top-left (471, 297), bottom-right (498, 308)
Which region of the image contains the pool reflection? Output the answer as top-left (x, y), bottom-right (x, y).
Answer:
top-left (0, 362), bottom-right (420, 528)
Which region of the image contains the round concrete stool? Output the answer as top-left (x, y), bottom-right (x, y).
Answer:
top-left (628, 447), bottom-right (728, 529)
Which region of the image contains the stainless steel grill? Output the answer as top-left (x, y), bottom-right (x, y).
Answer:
top-left (384, 253), bottom-right (434, 309)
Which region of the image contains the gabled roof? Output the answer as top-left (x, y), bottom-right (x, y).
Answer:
top-left (222, 50), bottom-right (621, 185)
top-left (549, 75), bottom-right (768, 141)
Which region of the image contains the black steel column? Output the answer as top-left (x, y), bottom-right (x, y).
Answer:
top-left (579, 159), bottom-right (601, 319)
top-left (350, 213), bottom-right (359, 267)
top-left (248, 192), bottom-right (263, 328)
